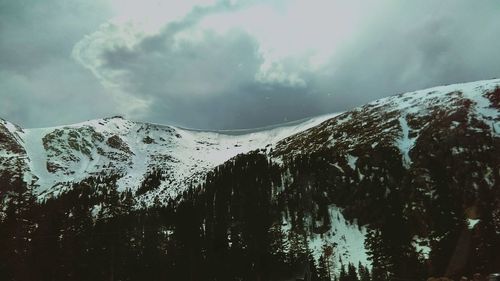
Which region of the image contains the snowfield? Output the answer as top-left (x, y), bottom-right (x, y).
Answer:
top-left (11, 113), bottom-right (339, 202)
top-left (1, 78), bottom-right (498, 204)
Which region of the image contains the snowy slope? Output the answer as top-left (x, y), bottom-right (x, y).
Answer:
top-left (2, 78), bottom-right (499, 203)
top-left (272, 78), bottom-right (500, 163)
top-left (281, 205), bottom-right (370, 275)
top-left (0, 119), bottom-right (29, 183)
top-left (4, 114), bottom-right (337, 202)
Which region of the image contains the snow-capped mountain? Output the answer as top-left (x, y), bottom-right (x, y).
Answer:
top-left (265, 79), bottom-right (500, 277)
top-left (3, 79), bottom-right (498, 203)
top-left (1, 79), bottom-right (499, 280)
top-left (0, 113), bottom-right (337, 201)
top-left (272, 78), bottom-right (500, 160)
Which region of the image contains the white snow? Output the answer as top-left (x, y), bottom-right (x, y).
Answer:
top-left (462, 83), bottom-right (500, 135)
top-left (467, 218), bottom-right (480, 229)
top-left (346, 154), bottom-right (358, 170)
top-left (306, 205), bottom-right (370, 276)
top-left (329, 162), bottom-right (344, 173)
top-left (365, 78), bottom-right (500, 168)
top-left (16, 113), bottom-right (338, 202)
top-left (400, 78), bottom-right (500, 135)
top-left (412, 236), bottom-right (431, 259)
top-left (4, 78), bottom-right (499, 204)
top-left (279, 205), bottom-right (370, 278)
top-left (2, 120), bottom-right (22, 135)
top-left (395, 115), bottom-right (416, 168)
top-left (21, 128), bottom-right (58, 193)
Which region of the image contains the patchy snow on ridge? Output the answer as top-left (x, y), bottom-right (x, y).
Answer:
top-left (393, 78), bottom-right (500, 134)
top-left (272, 78), bottom-right (500, 170)
top-left (3, 78), bottom-right (499, 204)
top-left (14, 114), bottom-right (337, 202)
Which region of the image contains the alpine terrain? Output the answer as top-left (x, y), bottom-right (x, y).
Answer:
top-left (1, 79), bottom-right (499, 281)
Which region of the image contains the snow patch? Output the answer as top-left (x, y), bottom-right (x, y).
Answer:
top-left (21, 128), bottom-right (58, 193)
top-left (17, 114), bottom-right (340, 203)
top-left (346, 154), bottom-right (358, 170)
top-left (306, 205), bottom-right (370, 276)
top-left (412, 236), bottom-right (431, 260)
top-left (467, 218), bottom-right (480, 229)
top-left (395, 115), bottom-right (416, 168)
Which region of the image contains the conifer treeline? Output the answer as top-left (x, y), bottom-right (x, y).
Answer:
top-left (0, 142), bottom-right (499, 280)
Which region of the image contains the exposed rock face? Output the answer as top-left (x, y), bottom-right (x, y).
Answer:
top-left (0, 119), bottom-right (24, 155)
top-left (0, 119), bottom-right (29, 198)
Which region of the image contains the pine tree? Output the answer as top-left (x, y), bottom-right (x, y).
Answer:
top-left (0, 176), bottom-right (35, 280)
top-left (365, 228), bottom-right (390, 281)
top-left (268, 221), bottom-right (290, 274)
top-left (347, 263), bottom-right (359, 281)
top-left (288, 230), bottom-right (309, 267)
top-left (358, 262), bottom-right (371, 281)
top-left (317, 254), bottom-right (331, 281)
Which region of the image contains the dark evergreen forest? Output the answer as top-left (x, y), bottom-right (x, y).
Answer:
top-left (1, 146), bottom-right (499, 281)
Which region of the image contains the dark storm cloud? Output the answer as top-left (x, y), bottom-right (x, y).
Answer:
top-left (146, 83), bottom-right (323, 129)
top-left (77, 0), bottom-right (322, 128)
top-left (77, 0), bottom-right (500, 129)
top-left (98, 27), bottom-right (320, 128)
top-left (2, 0), bottom-right (500, 129)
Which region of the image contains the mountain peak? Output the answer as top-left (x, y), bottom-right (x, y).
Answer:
top-left (2, 110), bottom-right (333, 201)
top-left (1, 78), bottom-right (499, 203)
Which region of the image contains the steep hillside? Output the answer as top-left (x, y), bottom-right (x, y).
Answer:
top-left (272, 79), bottom-right (499, 160)
top-left (0, 79), bottom-right (499, 281)
top-left (1, 114), bottom-right (336, 202)
top-left (267, 79), bottom-right (500, 279)
top-left (0, 119), bottom-right (29, 198)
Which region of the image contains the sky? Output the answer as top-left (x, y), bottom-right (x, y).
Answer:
top-left (2, 0), bottom-right (500, 129)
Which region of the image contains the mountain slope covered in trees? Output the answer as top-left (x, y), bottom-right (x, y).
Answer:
top-left (0, 79), bottom-right (499, 281)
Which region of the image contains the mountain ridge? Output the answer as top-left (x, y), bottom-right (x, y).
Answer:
top-left (1, 78), bottom-right (499, 203)
top-left (0, 111), bottom-right (338, 203)
top-left (1, 78), bottom-right (499, 280)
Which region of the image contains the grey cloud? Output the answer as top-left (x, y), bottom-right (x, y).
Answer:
top-left (0, 0), bottom-right (109, 73)
top-left (86, 0), bottom-right (500, 129)
top-left (100, 28), bottom-right (317, 128)
top-left (0, 0), bottom-right (116, 128)
top-left (103, 30), bottom-right (261, 96)
top-left (145, 82), bottom-right (323, 129)
top-left (3, 0), bottom-right (500, 129)
top-left (0, 59), bottom-right (117, 127)
top-left (310, 0), bottom-right (500, 113)
top-left (138, 0), bottom-right (242, 53)
top-left (76, 0), bottom-right (328, 128)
